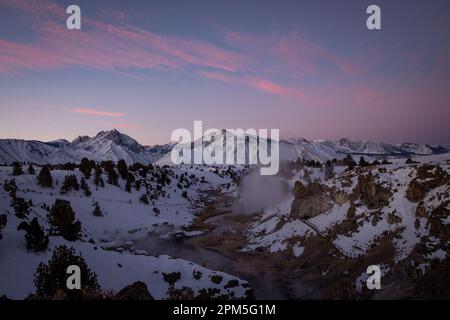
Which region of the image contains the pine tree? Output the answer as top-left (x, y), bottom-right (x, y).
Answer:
top-left (12, 161), bottom-right (23, 176)
top-left (17, 217), bottom-right (49, 252)
top-left (34, 245), bottom-right (100, 298)
top-left (60, 175), bottom-right (80, 194)
top-left (80, 178), bottom-right (91, 196)
top-left (37, 166), bottom-right (53, 188)
top-left (94, 165), bottom-right (104, 187)
top-left (359, 156), bottom-right (368, 167)
top-left (125, 173), bottom-right (135, 193)
top-left (102, 161), bottom-right (119, 186)
top-left (47, 199), bottom-right (81, 241)
top-left (79, 158), bottom-right (92, 180)
top-left (27, 164), bottom-right (35, 174)
top-left (107, 167), bottom-right (119, 186)
top-left (117, 159), bottom-right (129, 180)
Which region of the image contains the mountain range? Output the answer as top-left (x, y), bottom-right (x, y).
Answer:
top-left (0, 129), bottom-right (449, 165)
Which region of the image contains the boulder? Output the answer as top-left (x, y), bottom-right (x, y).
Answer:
top-left (114, 281), bottom-right (154, 300)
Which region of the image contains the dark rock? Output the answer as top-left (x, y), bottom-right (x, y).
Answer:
top-left (114, 281), bottom-right (154, 300)
top-left (290, 181), bottom-right (333, 219)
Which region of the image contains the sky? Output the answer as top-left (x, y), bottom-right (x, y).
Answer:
top-left (0, 0), bottom-right (449, 145)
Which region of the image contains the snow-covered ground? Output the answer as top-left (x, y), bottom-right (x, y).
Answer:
top-left (0, 163), bottom-right (249, 299)
top-left (244, 153), bottom-right (450, 270)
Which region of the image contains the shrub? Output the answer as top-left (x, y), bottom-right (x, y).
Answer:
top-left (0, 214), bottom-right (7, 240)
top-left (11, 197), bottom-right (32, 219)
top-left (17, 217), bottom-right (49, 252)
top-left (47, 199), bottom-right (81, 241)
top-left (27, 164), bottom-right (35, 174)
top-left (139, 194), bottom-right (149, 205)
top-left (3, 179), bottom-right (17, 197)
top-left (92, 202), bottom-right (102, 217)
top-left (80, 178), bottom-right (91, 197)
top-left (34, 245), bottom-right (100, 298)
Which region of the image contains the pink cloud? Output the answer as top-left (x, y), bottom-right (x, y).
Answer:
top-left (226, 32), bottom-right (364, 78)
top-left (0, 0), bottom-right (248, 75)
top-left (68, 108), bottom-right (125, 117)
top-left (199, 71), bottom-right (303, 98)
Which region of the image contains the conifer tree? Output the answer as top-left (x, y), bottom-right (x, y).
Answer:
top-left (12, 161), bottom-right (23, 176)
top-left (37, 166), bottom-right (53, 188)
top-left (27, 164), bottom-right (35, 174)
top-left (47, 199), bottom-right (81, 241)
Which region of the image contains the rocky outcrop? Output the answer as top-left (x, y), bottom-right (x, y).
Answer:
top-left (427, 201), bottom-right (450, 241)
top-left (351, 172), bottom-right (392, 209)
top-left (332, 190), bottom-right (349, 205)
top-left (415, 204), bottom-right (427, 218)
top-left (114, 281), bottom-right (154, 300)
top-left (406, 165), bottom-right (449, 202)
top-left (290, 181), bottom-right (333, 219)
top-left (387, 211), bottom-right (403, 224)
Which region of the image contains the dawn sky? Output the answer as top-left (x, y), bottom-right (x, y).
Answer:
top-left (0, 0), bottom-right (449, 145)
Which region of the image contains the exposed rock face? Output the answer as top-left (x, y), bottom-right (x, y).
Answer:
top-left (347, 201), bottom-right (356, 219)
top-left (415, 204), bottom-right (427, 218)
top-left (332, 191), bottom-right (349, 205)
top-left (406, 165), bottom-right (449, 202)
top-left (387, 211), bottom-right (403, 225)
top-left (290, 181), bottom-right (333, 219)
top-left (114, 281), bottom-right (154, 300)
top-left (427, 201), bottom-right (450, 242)
top-left (351, 172), bottom-right (392, 209)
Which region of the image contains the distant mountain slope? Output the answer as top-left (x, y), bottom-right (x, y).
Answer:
top-left (0, 130), bottom-right (173, 165)
top-left (0, 129), bottom-right (448, 165)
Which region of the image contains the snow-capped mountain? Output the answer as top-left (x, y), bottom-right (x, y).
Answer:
top-left (0, 130), bottom-right (449, 165)
top-left (159, 132), bottom-right (450, 165)
top-left (288, 138), bottom-right (450, 162)
top-left (0, 130), bottom-right (173, 165)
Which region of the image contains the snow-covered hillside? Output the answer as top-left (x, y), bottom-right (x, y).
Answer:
top-left (244, 153), bottom-right (450, 297)
top-left (0, 161), bottom-right (251, 299)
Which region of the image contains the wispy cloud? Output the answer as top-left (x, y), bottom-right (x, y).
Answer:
top-left (68, 108), bottom-right (125, 117)
top-left (0, 0), bottom-right (247, 75)
top-left (199, 71), bottom-right (304, 99)
top-left (225, 32), bottom-right (364, 78)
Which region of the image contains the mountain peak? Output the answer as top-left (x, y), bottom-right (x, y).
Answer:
top-left (72, 135), bottom-right (91, 144)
